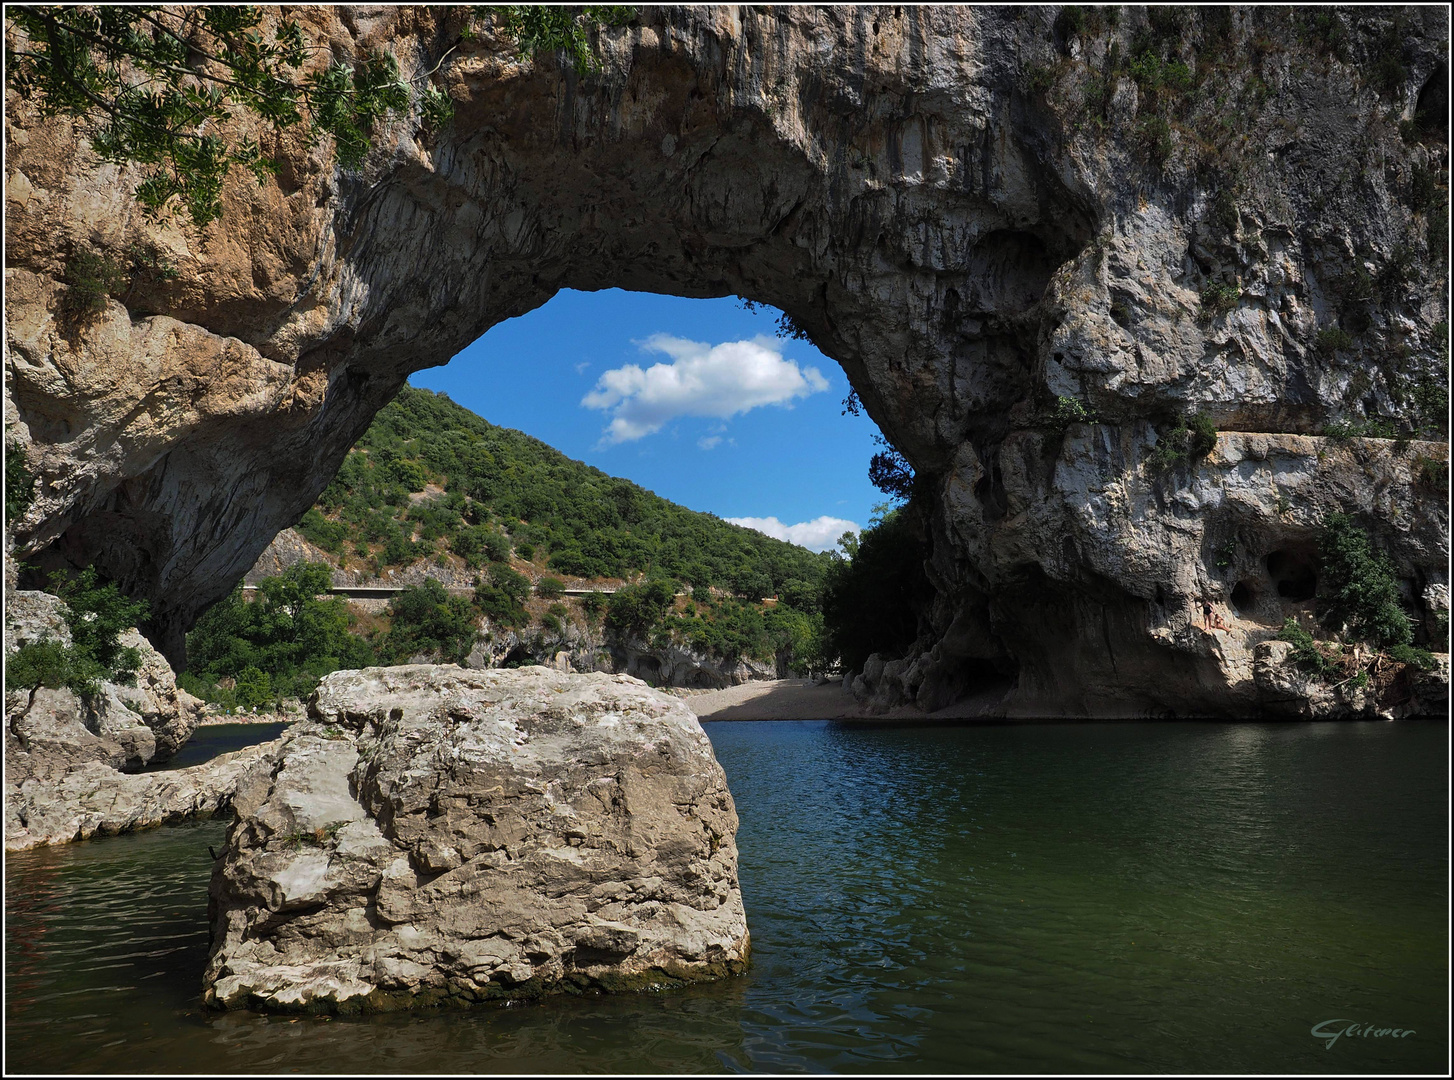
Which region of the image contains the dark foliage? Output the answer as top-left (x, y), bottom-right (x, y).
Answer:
top-left (5, 437), bottom-right (36, 526)
top-left (1317, 513), bottom-right (1413, 648)
top-left (182, 562), bottom-right (374, 703)
top-left (819, 506), bottom-right (933, 675)
top-left (383, 579), bottom-right (478, 664)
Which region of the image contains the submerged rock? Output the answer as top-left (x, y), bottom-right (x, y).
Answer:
top-left (203, 665), bottom-right (749, 1013)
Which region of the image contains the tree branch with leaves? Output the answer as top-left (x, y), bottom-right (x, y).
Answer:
top-left (5, 5), bottom-right (636, 227)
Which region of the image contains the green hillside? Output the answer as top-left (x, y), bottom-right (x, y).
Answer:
top-left (180, 386), bottom-right (856, 707)
top-left (297, 385), bottom-right (832, 600)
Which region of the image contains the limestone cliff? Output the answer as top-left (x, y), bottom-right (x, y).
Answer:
top-left (5, 5), bottom-right (1449, 716)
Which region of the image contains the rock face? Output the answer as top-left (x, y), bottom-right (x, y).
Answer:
top-left (2, 579), bottom-right (241, 848)
top-left (467, 619), bottom-right (780, 689)
top-left (5, 6), bottom-right (1449, 715)
top-left (203, 665), bottom-right (748, 1013)
top-left (4, 590), bottom-right (203, 774)
top-left (4, 740), bottom-right (281, 852)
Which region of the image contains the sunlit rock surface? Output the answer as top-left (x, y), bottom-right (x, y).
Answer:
top-left (5, 6), bottom-right (1448, 716)
top-left (3, 580), bottom-right (220, 850)
top-left (203, 665), bottom-right (748, 1012)
top-left (3, 740), bottom-right (281, 852)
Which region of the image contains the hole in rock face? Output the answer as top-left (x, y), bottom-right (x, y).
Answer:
top-left (501, 644), bottom-right (533, 668)
top-left (1266, 549), bottom-right (1317, 602)
top-left (1415, 63), bottom-right (1448, 141)
top-left (631, 655), bottom-right (662, 684)
top-left (973, 459), bottom-right (1009, 521)
top-left (967, 230), bottom-right (1056, 314)
top-left (1231, 580), bottom-right (1256, 612)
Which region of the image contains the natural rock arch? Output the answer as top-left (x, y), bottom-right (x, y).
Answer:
top-left (6, 5), bottom-right (1448, 716)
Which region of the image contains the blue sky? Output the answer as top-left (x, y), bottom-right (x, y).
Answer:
top-left (408, 288), bottom-right (884, 551)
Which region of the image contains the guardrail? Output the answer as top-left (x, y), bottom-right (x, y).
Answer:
top-left (241, 583), bottom-right (625, 598)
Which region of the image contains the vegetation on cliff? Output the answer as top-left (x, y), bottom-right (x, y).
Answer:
top-left (178, 385), bottom-right (849, 704)
top-left (4, 6), bottom-right (635, 226)
top-left (1276, 514), bottom-right (1439, 686)
top-left (6, 568), bottom-right (149, 697)
top-left (5, 435), bottom-right (36, 527)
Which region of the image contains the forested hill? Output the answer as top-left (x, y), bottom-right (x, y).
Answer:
top-left (294, 385), bottom-right (832, 602)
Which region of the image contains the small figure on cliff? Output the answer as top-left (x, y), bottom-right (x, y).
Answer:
top-left (1212, 611), bottom-right (1229, 633)
top-left (1201, 599), bottom-right (1214, 631)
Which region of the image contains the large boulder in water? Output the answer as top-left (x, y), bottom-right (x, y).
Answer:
top-left (202, 665), bottom-right (749, 1012)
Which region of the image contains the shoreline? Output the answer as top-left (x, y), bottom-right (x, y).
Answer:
top-left (195, 674), bottom-right (1450, 729)
top-left (678, 678), bottom-right (1011, 723)
top-left (677, 678), bottom-right (1450, 723)
top-left (195, 713), bottom-right (301, 727)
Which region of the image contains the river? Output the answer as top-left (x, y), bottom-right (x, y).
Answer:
top-left (5, 719), bottom-right (1446, 1073)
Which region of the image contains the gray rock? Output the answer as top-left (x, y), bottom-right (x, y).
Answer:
top-left (462, 617), bottom-right (777, 690)
top-left (4, 739), bottom-right (282, 851)
top-left (4, 589), bottom-right (72, 649)
top-left (203, 665), bottom-right (749, 1013)
top-left (7, 7), bottom-right (1448, 717)
top-left (4, 592), bottom-right (201, 774)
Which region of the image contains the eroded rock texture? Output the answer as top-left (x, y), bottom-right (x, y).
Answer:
top-left (4, 590), bottom-right (202, 774)
top-left (5, 6), bottom-right (1449, 715)
top-left (1, 585), bottom-right (278, 850)
top-left (4, 739), bottom-right (280, 852)
top-left (203, 665), bottom-right (748, 1012)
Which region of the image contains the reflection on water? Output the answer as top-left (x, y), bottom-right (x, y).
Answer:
top-left (149, 723), bottom-right (289, 771)
top-left (6, 720), bottom-right (1447, 1073)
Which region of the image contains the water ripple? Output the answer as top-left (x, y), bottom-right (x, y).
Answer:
top-left (5, 720), bottom-right (1447, 1073)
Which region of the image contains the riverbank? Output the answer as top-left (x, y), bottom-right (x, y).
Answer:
top-left (195, 709), bottom-right (304, 727)
top-left (679, 678), bottom-right (1011, 722)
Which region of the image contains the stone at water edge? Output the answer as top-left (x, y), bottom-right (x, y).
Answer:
top-left (203, 665), bottom-right (749, 1012)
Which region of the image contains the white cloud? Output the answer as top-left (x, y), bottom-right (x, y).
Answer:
top-left (574, 361), bottom-right (591, 375)
top-left (581, 334), bottom-right (829, 445)
top-left (727, 515), bottom-right (860, 553)
top-left (697, 435), bottom-right (723, 450)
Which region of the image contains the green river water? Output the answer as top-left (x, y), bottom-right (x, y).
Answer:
top-left (4, 719), bottom-right (1447, 1073)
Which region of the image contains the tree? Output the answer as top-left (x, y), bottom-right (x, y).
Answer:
top-left (4, 566), bottom-right (149, 696)
top-left (234, 665), bottom-right (273, 709)
top-left (606, 580), bottom-right (677, 638)
top-left (5, 6), bottom-right (636, 227)
top-left (867, 435), bottom-right (915, 502)
top-left (1317, 513), bottom-right (1414, 648)
top-left (4, 5), bottom-right (425, 225)
top-left (384, 579), bottom-right (479, 664)
top-left (820, 505), bottom-right (933, 674)
top-left (494, 5), bottom-right (639, 75)
top-left (184, 565), bottom-right (374, 701)
top-left (255, 562), bottom-right (333, 639)
top-left (5, 436), bottom-right (36, 526)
